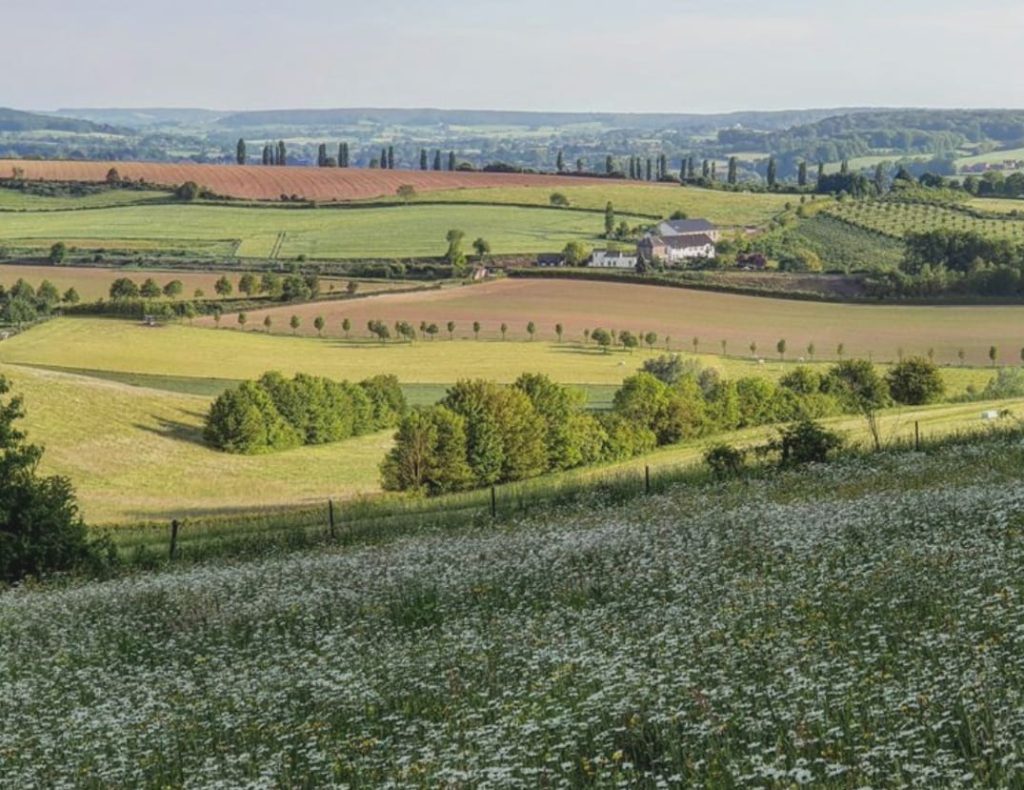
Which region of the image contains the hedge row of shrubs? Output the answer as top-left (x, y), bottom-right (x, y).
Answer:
top-left (204, 373), bottom-right (407, 454)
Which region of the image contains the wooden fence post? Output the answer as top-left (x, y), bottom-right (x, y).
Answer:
top-left (915, 421), bottom-right (921, 451)
top-left (169, 519), bottom-right (180, 560)
top-left (328, 499), bottom-right (336, 539)
top-left (491, 485), bottom-right (497, 519)
top-left (645, 465), bottom-right (651, 494)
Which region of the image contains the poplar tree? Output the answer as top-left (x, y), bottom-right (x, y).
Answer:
top-left (727, 156), bottom-right (738, 185)
top-left (646, 158), bottom-right (652, 181)
top-left (798, 161), bottom-right (808, 187)
top-left (702, 159), bottom-right (710, 179)
top-left (605, 155), bottom-right (615, 175)
top-left (604, 202), bottom-right (615, 238)
top-left (448, 151), bottom-right (456, 171)
top-left (236, 138), bottom-right (246, 165)
top-left (387, 146), bottom-right (395, 170)
top-left (381, 147), bottom-right (388, 169)
top-left (277, 141), bottom-right (286, 166)
top-left (818, 162), bottom-right (825, 182)
top-left (433, 150), bottom-right (442, 171)
top-left (262, 144), bottom-right (272, 165)
top-left (766, 156), bottom-right (777, 188)
top-left (317, 143), bottom-right (327, 167)
top-left (420, 149), bottom-right (428, 170)
top-left (556, 149), bottom-right (565, 172)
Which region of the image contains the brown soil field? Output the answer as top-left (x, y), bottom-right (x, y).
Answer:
top-left (203, 277), bottom-right (1024, 365)
top-left (2, 160), bottom-right (604, 203)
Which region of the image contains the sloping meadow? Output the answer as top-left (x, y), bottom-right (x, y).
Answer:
top-left (2, 439), bottom-right (1024, 786)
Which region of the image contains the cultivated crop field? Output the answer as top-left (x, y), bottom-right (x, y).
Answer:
top-left (2, 159), bottom-right (596, 202)
top-left (4, 438), bottom-right (1024, 785)
top-left (825, 199), bottom-right (1024, 241)
top-left (0, 203), bottom-right (640, 259)
top-left (206, 278), bottom-right (1024, 366)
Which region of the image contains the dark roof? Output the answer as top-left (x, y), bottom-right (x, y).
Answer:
top-left (662, 218), bottom-right (716, 234)
top-left (663, 233), bottom-right (715, 248)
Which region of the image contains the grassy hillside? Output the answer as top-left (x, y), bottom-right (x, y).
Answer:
top-left (789, 215), bottom-right (904, 272)
top-left (0, 364), bottom-right (387, 524)
top-left (3, 433), bottom-right (1024, 785)
top-left (0, 187), bottom-right (172, 211)
top-left (397, 183), bottom-right (793, 226)
top-left (0, 202), bottom-right (643, 259)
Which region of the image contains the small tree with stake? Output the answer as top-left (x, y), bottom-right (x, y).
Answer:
top-left (314, 316), bottom-right (325, 337)
top-left (447, 321), bottom-right (456, 340)
top-left (263, 315), bottom-right (273, 333)
top-left (290, 315), bottom-right (300, 335)
top-left (777, 339), bottom-right (787, 361)
top-left (473, 321), bottom-right (481, 340)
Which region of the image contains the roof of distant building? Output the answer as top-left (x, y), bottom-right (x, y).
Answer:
top-left (661, 218), bottom-right (716, 234)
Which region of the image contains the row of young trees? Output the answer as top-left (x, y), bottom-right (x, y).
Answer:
top-left (381, 356), bottom-right (947, 495)
top-left (204, 372), bottom-right (406, 454)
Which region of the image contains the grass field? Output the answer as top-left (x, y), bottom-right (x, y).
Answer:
top-left (200, 278), bottom-right (1024, 367)
top-left (0, 364), bottom-right (388, 524)
top-left (0, 264), bottom-right (400, 302)
top-left (0, 202), bottom-right (644, 259)
top-left (5, 434), bottom-right (1024, 786)
top-left (955, 145), bottom-right (1024, 168)
top-left (397, 183), bottom-right (793, 226)
top-left (968, 196), bottom-right (1024, 214)
top-left (0, 187), bottom-right (172, 211)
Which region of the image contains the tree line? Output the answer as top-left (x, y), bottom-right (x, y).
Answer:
top-left (1, 278), bottom-right (79, 326)
top-left (205, 372), bottom-right (407, 454)
top-left (381, 355), bottom-right (946, 495)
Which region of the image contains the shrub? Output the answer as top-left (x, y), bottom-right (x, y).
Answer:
top-left (773, 419), bottom-right (845, 467)
top-left (203, 381), bottom-right (302, 454)
top-left (704, 444), bottom-right (746, 479)
top-left (886, 357), bottom-right (945, 405)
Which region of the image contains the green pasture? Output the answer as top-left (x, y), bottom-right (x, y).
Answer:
top-left (0, 202), bottom-right (646, 259)
top-left (0, 187), bottom-right (172, 212)
top-left (395, 182), bottom-right (793, 226)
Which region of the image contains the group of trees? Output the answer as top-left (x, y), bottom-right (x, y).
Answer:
top-left (382, 355), bottom-right (948, 496)
top-left (381, 375), bottom-right (613, 494)
top-left (205, 372), bottom-right (406, 454)
top-left (1, 278), bottom-right (77, 326)
top-left (106, 272), bottom-right (323, 304)
top-left (864, 228), bottom-right (1024, 299)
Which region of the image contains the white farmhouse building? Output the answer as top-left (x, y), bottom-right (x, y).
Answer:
top-left (590, 250), bottom-right (638, 269)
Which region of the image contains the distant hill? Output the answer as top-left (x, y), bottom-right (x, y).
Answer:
top-left (57, 108), bottom-right (228, 128)
top-left (214, 107), bottom-right (877, 133)
top-left (0, 108), bottom-right (119, 134)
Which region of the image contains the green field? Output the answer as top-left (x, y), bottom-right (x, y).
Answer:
top-left (0, 202), bottom-right (646, 259)
top-left (0, 363), bottom-right (389, 524)
top-left (5, 431), bottom-right (1024, 786)
top-left (0, 187), bottom-right (172, 211)
top-left (396, 182), bottom-right (793, 226)
top-left (825, 198), bottom-right (1024, 241)
top-left (789, 215), bottom-right (904, 271)
top-left (955, 145), bottom-right (1024, 168)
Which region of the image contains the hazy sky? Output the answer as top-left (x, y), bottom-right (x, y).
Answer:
top-left (5, 0), bottom-right (1023, 113)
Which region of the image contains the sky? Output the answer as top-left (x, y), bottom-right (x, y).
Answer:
top-left (4, 0), bottom-right (1024, 114)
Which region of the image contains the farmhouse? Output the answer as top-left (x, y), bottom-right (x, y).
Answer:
top-left (590, 250), bottom-right (638, 269)
top-left (638, 233), bottom-right (716, 264)
top-left (638, 217), bottom-right (718, 265)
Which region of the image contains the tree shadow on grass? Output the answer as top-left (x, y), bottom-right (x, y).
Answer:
top-left (133, 411), bottom-right (207, 447)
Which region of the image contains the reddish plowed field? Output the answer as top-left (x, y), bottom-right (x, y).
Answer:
top-left (2, 160), bottom-right (590, 202)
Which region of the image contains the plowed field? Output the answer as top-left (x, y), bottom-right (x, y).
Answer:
top-left (2, 160), bottom-right (596, 202)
